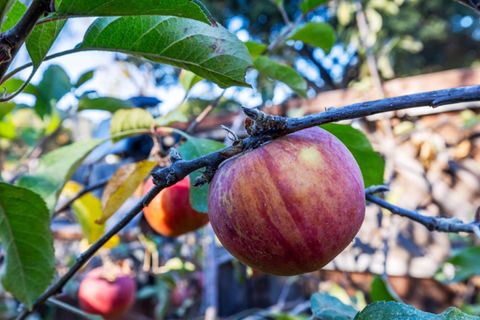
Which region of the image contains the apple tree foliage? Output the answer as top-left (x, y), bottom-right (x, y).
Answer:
top-left (0, 0), bottom-right (477, 318)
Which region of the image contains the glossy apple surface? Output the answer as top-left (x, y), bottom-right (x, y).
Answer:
top-left (78, 267), bottom-right (136, 318)
top-left (143, 176), bottom-right (209, 237)
top-left (208, 127), bottom-right (365, 276)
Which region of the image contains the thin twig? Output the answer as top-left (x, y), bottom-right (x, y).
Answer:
top-left (0, 48), bottom-right (80, 85)
top-left (272, 0), bottom-right (292, 25)
top-left (186, 90), bottom-right (226, 133)
top-left (0, 69), bottom-right (35, 101)
top-left (16, 84), bottom-right (480, 319)
top-left (354, 0), bottom-right (385, 97)
top-left (46, 297), bottom-right (102, 320)
top-left (268, 14), bottom-right (304, 52)
top-left (52, 180), bottom-right (109, 217)
top-left (366, 194), bottom-right (480, 236)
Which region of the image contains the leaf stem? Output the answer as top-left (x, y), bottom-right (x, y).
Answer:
top-left (1, 48), bottom-right (82, 85)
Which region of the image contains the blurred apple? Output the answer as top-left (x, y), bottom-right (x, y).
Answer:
top-left (143, 176), bottom-right (209, 237)
top-left (78, 267), bottom-right (136, 318)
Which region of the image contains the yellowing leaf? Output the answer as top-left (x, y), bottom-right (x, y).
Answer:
top-left (110, 108), bottom-right (154, 142)
top-left (62, 181), bottom-right (119, 247)
top-left (99, 160), bottom-right (157, 224)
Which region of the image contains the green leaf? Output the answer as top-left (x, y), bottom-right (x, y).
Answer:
top-left (26, 20), bottom-right (66, 68)
top-left (156, 109), bottom-right (189, 126)
top-left (273, 0), bottom-right (283, 6)
top-left (0, 102), bottom-right (15, 120)
top-left (178, 136), bottom-right (224, 213)
top-left (370, 276), bottom-right (402, 302)
top-left (321, 123), bottom-right (384, 187)
top-left (0, 118), bottom-right (15, 139)
top-left (355, 302), bottom-right (479, 320)
top-left (78, 96), bottom-right (131, 113)
top-left (254, 56), bottom-right (307, 97)
top-left (446, 246), bottom-right (480, 282)
top-left (179, 70), bottom-right (203, 93)
top-left (99, 160), bottom-right (156, 224)
top-left (0, 183), bottom-right (55, 309)
top-left (0, 78), bottom-right (39, 96)
top-left (80, 16), bottom-right (251, 88)
top-left (74, 69), bottom-right (95, 88)
top-left (245, 41), bottom-right (267, 58)
top-left (310, 292), bottom-right (357, 320)
top-left (300, 0), bottom-right (327, 13)
top-left (110, 108), bottom-right (154, 142)
top-left (16, 139), bottom-right (103, 212)
top-left (55, 0), bottom-right (213, 24)
top-left (289, 22), bottom-right (336, 53)
top-left (0, 0), bottom-right (15, 26)
top-left (34, 65), bottom-right (72, 118)
top-left (0, 0), bottom-right (25, 32)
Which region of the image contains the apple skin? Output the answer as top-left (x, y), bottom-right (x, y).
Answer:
top-left (208, 127), bottom-right (365, 276)
top-left (78, 267), bottom-right (136, 318)
top-left (143, 176), bottom-right (209, 237)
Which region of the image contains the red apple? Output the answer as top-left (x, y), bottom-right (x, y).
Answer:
top-left (208, 127), bottom-right (365, 276)
top-left (78, 267), bottom-right (136, 318)
top-left (143, 176), bottom-right (209, 237)
top-left (170, 282), bottom-right (193, 308)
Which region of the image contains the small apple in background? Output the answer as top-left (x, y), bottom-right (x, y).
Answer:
top-left (170, 281), bottom-right (194, 308)
top-left (143, 176), bottom-right (209, 237)
top-left (78, 267), bottom-right (136, 318)
top-left (208, 127), bottom-right (366, 276)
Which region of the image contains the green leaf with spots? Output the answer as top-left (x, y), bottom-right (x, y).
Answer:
top-left (55, 0), bottom-right (214, 24)
top-left (0, 183), bottom-right (54, 309)
top-left (289, 22), bottom-right (336, 53)
top-left (355, 302), bottom-right (479, 320)
top-left (178, 136), bottom-right (224, 213)
top-left (254, 56), bottom-right (307, 97)
top-left (16, 139), bottom-right (104, 212)
top-left (79, 16), bottom-right (251, 88)
top-left (321, 123), bottom-right (384, 187)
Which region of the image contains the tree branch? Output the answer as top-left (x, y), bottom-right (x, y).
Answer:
top-left (16, 184), bottom-right (163, 320)
top-left (16, 84), bottom-right (480, 319)
top-left (52, 180), bottom-right (109, 217)
top-left (0, 0), bottom-right (54, 81)
top-left (186, 90), bottom-right (226, 134)
top-left (366, 193), bottom-right (480, 237)
top-left (455, 0), bottom-right (480, 12)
